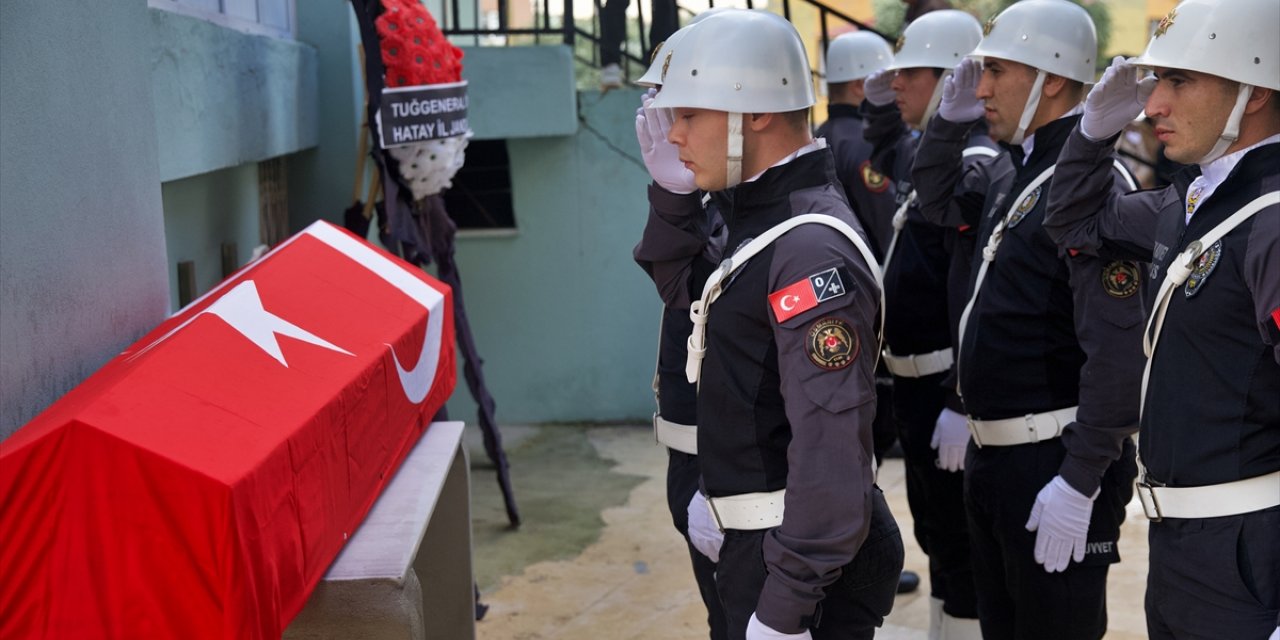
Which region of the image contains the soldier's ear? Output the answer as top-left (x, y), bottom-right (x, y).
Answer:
top-left (747, 112), bottom-right (775, 132)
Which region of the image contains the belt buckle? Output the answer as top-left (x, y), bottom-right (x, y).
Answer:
top-left (966, 417), bottom-right (983, 448)
top-left (1135, 482), bottom-right (1163, 522)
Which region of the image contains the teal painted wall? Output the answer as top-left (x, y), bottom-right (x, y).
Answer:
top-left (461, 46), bottom-right (578, 140)
top-left (150, 8), bottom-right (320, 183)
top-left (160, 165), bottom-right (263, 311)
top-left (444, 88), bottom-right (663, 424)
top-left (0, 0), bottom-right (170, 438)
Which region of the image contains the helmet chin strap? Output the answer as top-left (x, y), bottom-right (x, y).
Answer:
top-left (1010, 70), bottom-right (1047, 145)
top-left (726, 112), bottom-right (744, 188)
top-left (919, 69), bottom-right (953, 130)
top-left (1197, 83), bottom-right (1252, 165)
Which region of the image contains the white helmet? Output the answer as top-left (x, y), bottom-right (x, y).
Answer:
top-left (1134, 0), bottom-right (1280, 164)
top-left (1134, 0), bottom-right (1279, 91)
top-left (649, 9), bottom-right (816, 113)
top-left (970, 0), bottom-right (1097, 144)
top-left (970, 0), bottom-right (1097, 84)
top-left (885, 10), bottom-right (981, 72)
top-left (650, 9), bottom-right (815, 188)
top-left (826, 31), bottom-right (894, 83)
top-left (636, 8), bottom-right (734, 87)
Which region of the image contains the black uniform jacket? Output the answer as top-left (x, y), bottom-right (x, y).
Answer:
top-left (1045, 128), bottom-right (1280, 488)
top-left (816, 103), bottom-right (897, 259)
top-left (636, 148), bottom-right (884, 629)
top-left (863, 101), bottom-right (999, 411)
top-left (912, 113), bottom-right (1146, 495)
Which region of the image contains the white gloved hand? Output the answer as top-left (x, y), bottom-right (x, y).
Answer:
top-left (937, 58), bottom-right (985, 123)
top-left (930, 408), bottom-right (970, 472)
top-left (747, 612), bottom-right (813, 640)
top-left (863, 69), bottom-right (897, 107)
top-left (1025, 475), bottom-right (1098, 573)
top-left (1080, 56), bottom-right (1157, 142)
top-left (636, 89), bottom-right (697, 194)
top-left (1267, 626), bottom-right (1278, 640)
top-left (687, 491), bottom-right (724, 563)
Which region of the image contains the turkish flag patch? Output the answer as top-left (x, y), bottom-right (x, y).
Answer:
top-left (769, 266), bottom-right (850, 323)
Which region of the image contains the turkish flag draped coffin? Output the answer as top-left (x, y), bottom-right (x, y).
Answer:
top-left (0, 222), bottom-right (456, 639)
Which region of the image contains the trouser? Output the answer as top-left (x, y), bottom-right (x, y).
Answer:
top-left (666, 449), bottom-right (729, 640)
top-left (715, 488), bottom-right (903, 640)
top-left (963, 437), bottom-right (1137, 640)
top-left (598, 0), bottom-right (679, 66)
top-left (892, 373), bottom-right (977, 619)
top-left (1145, 505), bottom-right (1280, 640)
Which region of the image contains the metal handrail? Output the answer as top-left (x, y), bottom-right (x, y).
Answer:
top-left (436, 0), bottom-right (890, 82)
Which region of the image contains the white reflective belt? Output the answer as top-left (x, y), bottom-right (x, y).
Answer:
top-left (653, 414), bottom-right (697, 455)
top-left (1136, 471), bottom-right (1280, 521)
top-left (955, 165), bottom-right (1057, 396)
top-left (1139, 191), bottom-right (1280, 419)
top-left (706, 489), bottom-right (785, 531)
top-left (686, 214), bottom-right (885, 385)
top-left (967, 406), bottom-right (1076, 447)
top-left (882, 347), bottom-right (953, 378)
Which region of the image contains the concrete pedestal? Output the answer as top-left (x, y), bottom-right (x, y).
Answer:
top-left (285, 421), bottom-right (474, 640)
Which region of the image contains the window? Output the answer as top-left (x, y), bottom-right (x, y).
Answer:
top-left (442, 139), bottom-right (517, 232)
top-left (149, 0), bottom-right (295, 39)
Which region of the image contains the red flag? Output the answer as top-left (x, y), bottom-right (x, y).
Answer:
top-left (769, 278), bottom-right (819, 323)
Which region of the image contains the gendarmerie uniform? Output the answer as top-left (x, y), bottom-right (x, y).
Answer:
top-left (861, 100), bottom-right (999, 622)
top-left (816, 103), bottom-right (897, 259)
top-left (639, 143), bottom-right (904, 639)
top-left (634, 186), bottom-right (729, 639)
top-left (1045, 127), bottom-right (1280, 640)
top-left (816, 102), bottom-right (899, 470)
top-left (912, 112), bottom-right (1144, 640)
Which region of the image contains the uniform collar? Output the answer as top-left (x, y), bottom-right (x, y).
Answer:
top-left (713, 146), bottom-right (839, 226)
top-left (826, 103), bottom-right (862, 120)
top-left (1002, 113), bottom-right (1082, 170)
top-left (1198, 133), bottom-right (1280, 193)
top-left (1018, 104), bottom-right (1084, 165)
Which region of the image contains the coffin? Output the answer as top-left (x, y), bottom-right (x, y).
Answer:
top-left (0, 221), bottom-right (456, 639)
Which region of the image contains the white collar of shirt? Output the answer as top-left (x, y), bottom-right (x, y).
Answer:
top-left (744, 138), bottom-right (827, 183)
top-left (1186, 133), bottom-right (1280, 223)
top-left (1020, 104), bottom-right (1084, 165)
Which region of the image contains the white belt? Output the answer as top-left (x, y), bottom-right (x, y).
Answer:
top-left (706, 489), bottom-right (785, 531)
top-left (1136, 471), bottom-right (1280, 521)
top-left (967, 406), bottom-right (1076, 447)
top-left (882, 347), bottom-right (953, 378)
top-left (653, 414), bottom-right (697, 455)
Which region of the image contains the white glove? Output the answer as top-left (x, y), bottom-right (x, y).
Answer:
top-left (636, 89), bottom-right (697, 194)
top-left (1080, 56), bottom-right (1157, 141)
top-left (1267, 626), bottom-right (1278, 640)
top-left (937, 58), bottom-right (985, 123)
top-left (863, 69), bottom-right (896, 107)
top-left (930, 408), bottom-right (969, 472)
top-left (747, 612), bottom-right (812, 640)
top-left (1025, 475), bottom-right (1098, 573)
top-left (687, 491), bottom-right (724, 563)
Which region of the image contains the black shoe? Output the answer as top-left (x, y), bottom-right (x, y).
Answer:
top-left (896, 570), bottom-right (920, 594)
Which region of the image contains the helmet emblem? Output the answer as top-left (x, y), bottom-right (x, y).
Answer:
top-left (983, 17), bottom-right (995, 37)
top-left (894, 34), bottom-right (905, 53)
top-left (1154, 8), bottom-right (1177, 38)
top-left (661, 51), bottom-right (673, 82)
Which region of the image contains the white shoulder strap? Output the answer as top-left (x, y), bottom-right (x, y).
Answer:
top-left (1113, 159), bottom-right (1138, 191)
top-left (884, 146), bottom-right (1000, 272)
top-left (954, 164), bottom-right (1056, 395)
top-left (1139, 190), bottom-right (1280, 418)
top-left (963, 146), bottom-right (1000, 159)
top-left (686, 214), bottom-right (884, 384)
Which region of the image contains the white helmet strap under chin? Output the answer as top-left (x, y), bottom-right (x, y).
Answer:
top-left (1198, 83), bottom-right (1252, 165)
top-left (726, 112), bottom-right (744, 188)
top-left (1010, 70), bottom-right (1047, 145)
top-left (919, 69), bottom-right (953, 130)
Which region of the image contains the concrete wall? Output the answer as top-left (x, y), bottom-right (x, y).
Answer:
top-left (444, 88), bottom-right (662, 424)
top-left (160, 165), bottom-right (262, 310)
top-left (0, 0), bottom-right (170, 438)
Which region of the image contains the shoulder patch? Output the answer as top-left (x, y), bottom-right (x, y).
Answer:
top-left (806, 317), bottom-right (859, 370)
top-left (1184, 240), bottom-right (1221, 298)
top-left (859, 160), bottom-right (890, 194)
top-left (1101, 261), bottom-right (1141, 298)
top-left (769, 266), bottom-right (851, 323)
